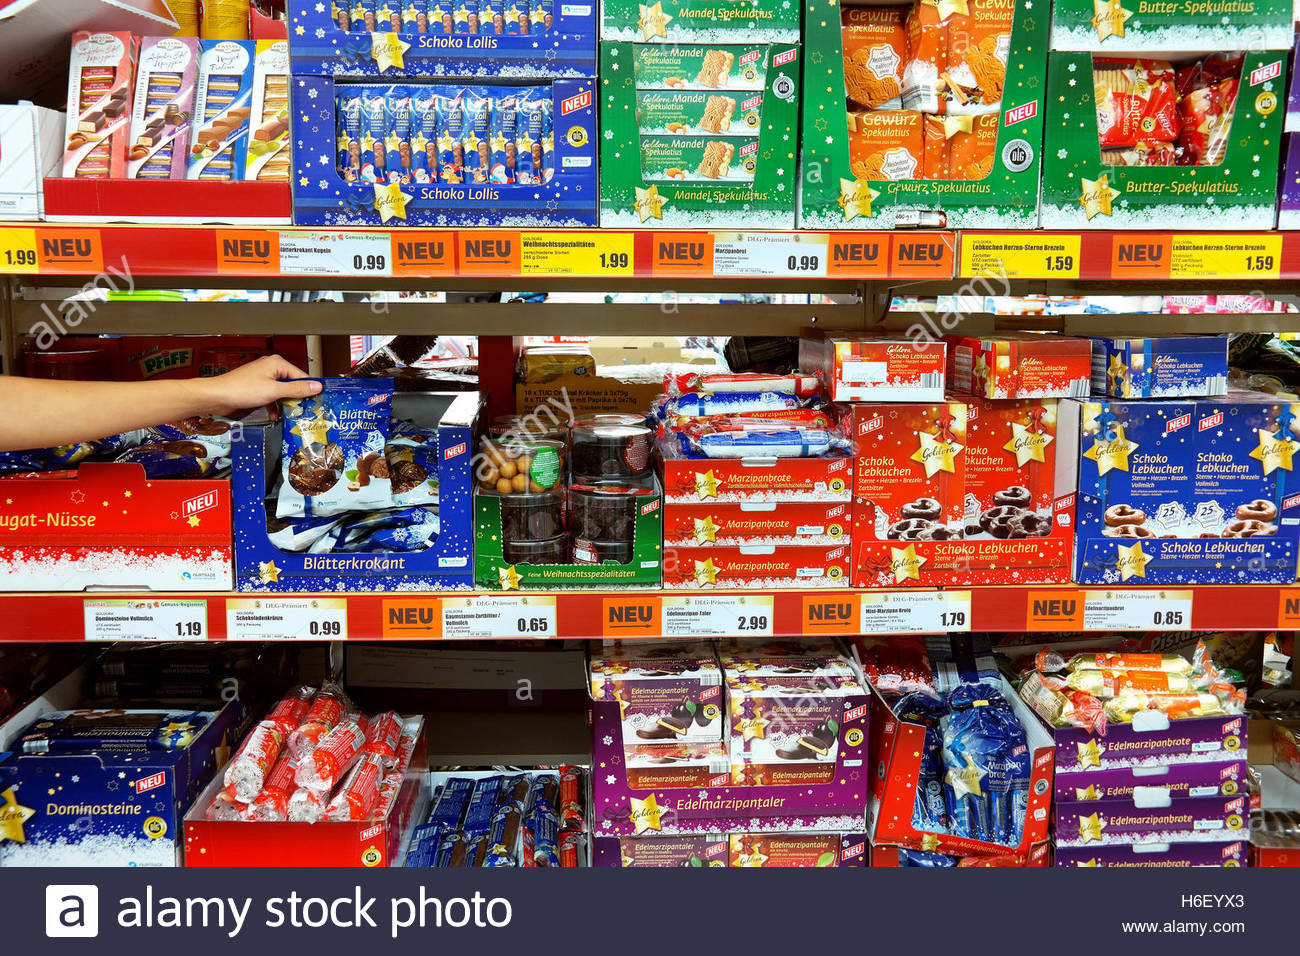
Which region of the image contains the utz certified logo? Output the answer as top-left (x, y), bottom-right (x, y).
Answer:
top-left (183, 491), bottom-right (219, 518)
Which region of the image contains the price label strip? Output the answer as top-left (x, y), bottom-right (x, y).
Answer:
top-left (0, 227), bottom-right (39, 274)
top-left (520, 231), bottom-right (633, 276)
top-left (441, 595), bottom-right (557, 639)
top-left (279, 230), bottom-right (393, 277)
top-left (1082, 589), bottom-right (1193, 631)
top-left (661, 594), bottom-right (774, 637)
top-left (959, 233), bottom-right (1081, 280)
top-left (226, 598), bottom-right (347, 641)
top-left (84, 599), bottom-right (209, 641)
top-left (859, 590), bottom-right (972, 634)
top-left (1170, 234), bottom-right (1282, 280)
top-left (711, 232), bottom-right (829, 277)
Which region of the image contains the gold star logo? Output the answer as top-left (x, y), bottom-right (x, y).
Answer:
top-left (498, 565), bottom-right (523, 590)
top-left (737, 715), bottom-right (768, 742)
top-left (941, 115), bottom-right (974, 139)
top-left (1076, 739), bottom-right (1102, 768)
top-left (693, 558), bottom-right (721, 586)
top-left (1078, 812), bottom-right (1106, 843)
top-left (257, 561), bottom-right (281, 584)
top-left (1075, 784), bottom-right (1102, 801)
top-left (693, 469), bottom-right (721, 499)
top-left (1249, 429), bottom-right (1296, 475)
top-left (0, 787), bottom-right (35, 844)
top-left (947, 754), bottom-right (984, 799)
top-left (1116, 541), bottom-right (1150, 581)
top-left (1004, 421), bottom-right (1053, 467)
top-left (838, 178), bottom-right (879, 221)
top-left (370, 31), bottom-right (409, 72)
top-left (629, 793), bottom-right (664, 833)
top-left (692, 516), bottom-right (720, 543)
top-left (1079, 858), bottom-right (1100, 867)
top-left (910, 429), bottom-right (962, 477)
top-left (1091, 0), bottom-right (1133, 41)
top-left (1079, 174), bottom-right (1120, 219)
top-left (187, 516), bottom-right (201, 528)
top-left (634, 185), bottom-right (668, 222)
top-left (1083, 422), bottom-right (1137, 475)
top-left (889, 544), bottom-right (927, 583)
top-left (1107, 353), bottom-right (1129, 395)
top-left (373, 180), bottom-right (412, 223)
top-left (123, 490), bottom-right (132, 498)
top-left (934, 0), bottom-right (970, 17)
top-left (637, 2), bottom-right (674, 39)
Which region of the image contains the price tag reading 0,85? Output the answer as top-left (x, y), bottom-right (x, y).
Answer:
top-left (1082, 590), bottom-right (1193, 631)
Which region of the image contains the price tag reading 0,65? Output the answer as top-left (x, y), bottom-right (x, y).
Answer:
top-left (440, 596), bottom-right (557, 639)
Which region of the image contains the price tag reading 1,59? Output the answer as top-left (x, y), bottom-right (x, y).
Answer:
top-left (84, 600), bottom-right (209, 641)
top-left (661, 594), bottom-right (774, 637)
top-left (225, 598), bottom-right (347, 641)
top-left (440, 596), bottom-right (557, 639)
top-left (859, 590), bottom-right (972, 634)
top-left (1082, 589), bottom-right (1194, 631)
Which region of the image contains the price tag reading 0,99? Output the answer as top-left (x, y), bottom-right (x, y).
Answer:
top-left (84, 600), bottom-right (209, 641)
top-left (279, 230), bottom-right (393, 277)
top-left (710, 232), bottom-right (829, 278)
top-left (225, 599), bottom-right (348, 641)
top-left (661, 594), bottom-right (775, 637)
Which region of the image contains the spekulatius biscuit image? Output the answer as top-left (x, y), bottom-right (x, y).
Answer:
top-left (635, 90), bottom-right (748, 135)
top-left (696, 49), bottom-right (735, 88)
top-left (639, 134), bottom-right (757, 181)
top-left (848, 109), bottom-right (922, 181)
top-left (923, 112), bottom-right (998, 181)
top-left (841, 5), bottom-right (906, 109)
top-left (631, 44), bottom-right (769, 91)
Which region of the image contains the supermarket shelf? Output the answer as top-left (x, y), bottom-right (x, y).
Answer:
top-left (4, 224), bottom-right (1300, 285)
top-left (12, 585), bottom-right (1300, 643)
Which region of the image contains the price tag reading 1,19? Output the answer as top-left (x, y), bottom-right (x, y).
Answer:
top-left (279, 230), bottom-right (393, 277)
top-left (1082, 589), bottom-right (1194, 631)
top-left (84, 600), bottom-right (209, 641)
top-left (710, 232), bottom-right (829, 278)
top-left (225, 598), bottom-right (347, 641)
top-left (859, 590), bottom-right (972, 634)
top-left (440, 595), bottom-right (557, 639)
top-left (661, 594), bottom-right (774, 637)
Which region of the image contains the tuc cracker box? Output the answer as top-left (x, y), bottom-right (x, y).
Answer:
top-left (843, 399), bottom-right (1077, 587)
top-left (1040, 51), bottom-right (1286, 230)
top-left (600, 0), bottom-right (800, 42)
top-left (292, 76), bottom-right (597, 226)
top-left (1063, 395), bottom-right (1300, 584)
top-left (288, 0), bottom-right (596, 78)
top-left (590, 639), bottom-right (870, 839)
top-left (1049, 0), bottom-right (1291, 51)
top-left (799, 0), bottom-right (1048, 229)
top-left (600, 42), bottom-right (800, 227)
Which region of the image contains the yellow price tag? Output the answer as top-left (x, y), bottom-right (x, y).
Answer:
top-left (0, 228), bottom-right (40, 274)
top-left (959, 233), bottom-right (1081, 280)
top-left (1170, 234), bottom-right (1281, 280)
top-left (520, 231), bottom-right (634, 276)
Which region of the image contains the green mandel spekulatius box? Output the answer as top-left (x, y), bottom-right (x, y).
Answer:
top-left (601, 41), bottom-right (800, 227)
top-left (1050, 0), bottom-right (1292, 52)
top-left (600, 0), bottom-right (800, 42)
top-left (797, 0), bottom-right (1048, 229)
top-left (1039, 51), bottom-right (1286, 230)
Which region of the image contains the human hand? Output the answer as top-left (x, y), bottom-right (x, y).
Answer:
top-left (196, 355), bottom-right (322, 416)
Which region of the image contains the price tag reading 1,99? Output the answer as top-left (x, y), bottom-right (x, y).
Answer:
top-left (440, 595), bottom-right (557, 639)
top-left (661, 594), bottom-right (774, 637)
top-left (83, 600), bottom-right (209, 641)
top-left (1082, 589), bottom-right (1194, 631)
top-left (225, 598), bottom-right (348, 641)
top-left (859, 590), bottom-right (972, 634)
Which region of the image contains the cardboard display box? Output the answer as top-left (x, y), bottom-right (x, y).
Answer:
top-left (798, 0), bottom-right (1048, 229)
top-left (662, 541), bottom-right (851, 588)
top-left (1040, 51), bottom-right (1287, 230)
top-left (870, 840), bottom-right (1050, 867)
top-left (599, 0), bottom-right (799, 43)
top-left (233, 392), bottom-right (479, 592)
top-left (1050, 0), bottom-right (1291, 52)
top-left (0, 102), bottom-right (63, 219)
top-left (593, 831), bottom-right (867, 866)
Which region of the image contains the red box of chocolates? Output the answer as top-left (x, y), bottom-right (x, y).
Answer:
top-left (663, 542), bottom-right (851, 589)
top-left (945, 334), bottom-right (1093, 400)
top-left (663, 500), bottom-right (852, 547)
top-left (842, 400), bottom-right (1077, 587)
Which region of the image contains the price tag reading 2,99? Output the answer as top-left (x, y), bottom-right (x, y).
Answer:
top-left (440, 595), bottom-right (557, 639)
top-left (661, 594), bottom-right (774, 637)
top-left (84, 600), bottom-right (209, 641)
top-left (225, 598), bottom-right (347, 641)
top-left (1082, 589), bottom-right (1194, 631)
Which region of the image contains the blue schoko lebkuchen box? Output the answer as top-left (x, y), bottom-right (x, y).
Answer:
top-left (1064, 394), bottom-right (1300, 584)
top-left (1090, 337), bottom-right (1229, 399)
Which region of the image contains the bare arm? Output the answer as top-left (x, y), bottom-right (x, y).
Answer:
top-left (0, 355), bottom-right (323, 452)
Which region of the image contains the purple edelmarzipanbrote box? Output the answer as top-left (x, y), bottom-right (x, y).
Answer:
top-left (1287, 39), bottom-right (1300, 134)
top-left (594, 833), bottom-right (730, 867)
top-left (1052, 714), bottom-right (1248, 775)
top-left (589, 642), bottom-right (724, 745)
top-left (1054, 839), bottom-right (1250, 867)
top-left (1053, 757), bottom-right (1248, 804)
top-left (1280, 134), bottom-right (1300, 230)
top-left (1054, 794), bottom-right (1250, 848)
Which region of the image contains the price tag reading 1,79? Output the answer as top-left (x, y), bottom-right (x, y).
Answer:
top-left (661, 594), bottom-right (774, 637)
top-left (859, 590), bottom-right (971, 634)
top-left (225, 598), bottom-right (347, 640)
top-left (710, 232), bottom-right (829, 278)
top-left (440, 596), bottom-right (557, 639)
top-left (84, 600), bottom-right (209, 641)
top-left (1082, 589), bottom-right (1194, 631)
